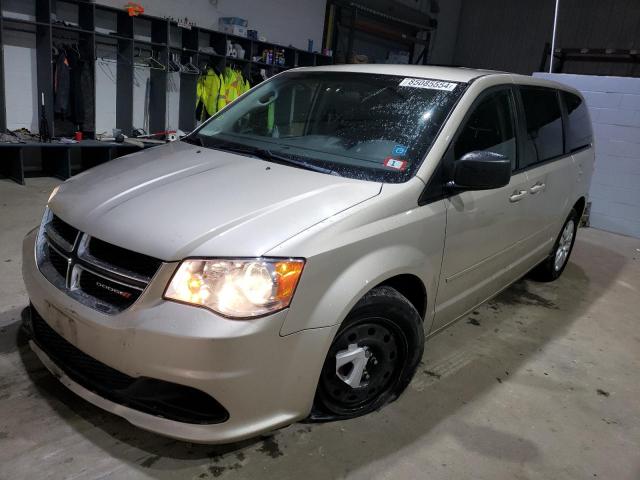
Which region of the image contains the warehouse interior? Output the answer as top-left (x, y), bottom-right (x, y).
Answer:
top-left (1, 1), bottom-right (639, 479)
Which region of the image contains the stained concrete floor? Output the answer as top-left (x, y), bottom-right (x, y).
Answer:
top-left (1, 177), bottom-right (639, 480)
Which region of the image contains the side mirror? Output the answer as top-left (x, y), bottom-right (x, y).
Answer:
top-left (449, 151), bottom-right (511, 190)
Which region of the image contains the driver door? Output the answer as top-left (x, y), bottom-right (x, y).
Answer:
top-left (433, 86), bottom-right (534, 331)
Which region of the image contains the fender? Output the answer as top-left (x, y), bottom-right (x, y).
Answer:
top-left (279, 243), bottom-right (440, 336)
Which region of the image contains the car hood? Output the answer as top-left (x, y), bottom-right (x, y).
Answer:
top-left (49, 141), bottom-right (382, 260)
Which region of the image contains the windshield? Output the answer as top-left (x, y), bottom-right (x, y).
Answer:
top-left (188, 72), bottom-right (466, 183)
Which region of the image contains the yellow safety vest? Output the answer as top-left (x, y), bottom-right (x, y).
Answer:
top-left (196, 69), bottom-right (225, 121)
top-left (220, 67), bottom-right (251, 108)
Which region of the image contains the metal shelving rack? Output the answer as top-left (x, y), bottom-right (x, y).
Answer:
top-left (0, 0), bottom-right (333, 137)
top-left (539, 42), bottom-right (640, 74)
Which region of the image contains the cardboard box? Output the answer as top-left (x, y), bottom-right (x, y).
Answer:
top-left (221, 24), bottom-right (247, 37)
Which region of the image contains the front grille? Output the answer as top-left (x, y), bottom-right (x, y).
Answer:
top-left (47, 244), bottom-right (69, 278)
top-left (36, 208), bottom-right (162, 314)
top-left (87, 237), bottom-right (162, 279)
top-left (30, 307), bottom-right (229, 424)
top-left (50, 214), bottom-right (80, 247)
top-left (78, 269), bottom-right (141, 310)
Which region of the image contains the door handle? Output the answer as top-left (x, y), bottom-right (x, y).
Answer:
top-left (509, 190), bottom-right (527, 202)
top-left (529, 182), bottom-right (546, 194)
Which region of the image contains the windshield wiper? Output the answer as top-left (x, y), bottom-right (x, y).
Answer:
top-left (210, 142), bottom-right (339, 176)
top-left (182, 135), bottom-right (203, 146)
top-left (258, 149), bottom-right (339, 176)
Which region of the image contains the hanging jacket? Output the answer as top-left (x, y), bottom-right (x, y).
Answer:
top-left (79, 59), bottom-right (95, 131)
top-left (54, 52), bottom-right (71, 116)
top-left (196, 68), bottom-right (220, 120)
top-left (196, 68), bottom-right (225, 121)
top-left (196, 67), bottom-right (252, 121)
top-left (223, 68), bottom-right (236, 106)
top-left (217, 68), bottom-right (229, 110)
top-left (221, 67), bottom-right (247, 107)
top-left (67, 49), bottom-right (84, 125)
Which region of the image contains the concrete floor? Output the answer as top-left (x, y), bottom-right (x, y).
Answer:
top-left (1, 177), bottom-right (639, 480)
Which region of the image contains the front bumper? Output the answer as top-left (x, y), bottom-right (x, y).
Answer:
top-left (22, 229), bottom-right (337, 443)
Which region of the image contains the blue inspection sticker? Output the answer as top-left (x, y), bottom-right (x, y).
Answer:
top-left (393, 145), bottom-right (408, 156)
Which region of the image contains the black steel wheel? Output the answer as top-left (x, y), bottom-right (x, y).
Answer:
top-left (312, 286), bottom-right (424, 420)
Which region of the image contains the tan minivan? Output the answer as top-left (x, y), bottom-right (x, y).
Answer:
top-left (22, 65), bottom-right (594, 443)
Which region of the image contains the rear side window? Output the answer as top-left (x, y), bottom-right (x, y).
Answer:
top-left (454, 89), bottom-right (517, 169)
top-left (519, 87), bottom-right (564, 168)
top-left (562, 92), bottom-right (593, 152)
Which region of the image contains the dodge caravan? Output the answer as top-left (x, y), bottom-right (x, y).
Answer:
top-left (22, 65), bottom-right (594, 443)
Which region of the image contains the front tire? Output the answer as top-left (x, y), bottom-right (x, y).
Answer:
top-left (312, 286), bottom-right (424, 420)
top-left (530, 208), bottom-right (578, 282)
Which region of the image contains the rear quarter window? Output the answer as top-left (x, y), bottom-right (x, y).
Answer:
top-left (562, 91), bottom-right (593, 152)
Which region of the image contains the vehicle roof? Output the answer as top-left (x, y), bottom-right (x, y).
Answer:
top-left (292, 64), bottom-right (505, 83)
top-left (291, 64), bottom-right (583, 96)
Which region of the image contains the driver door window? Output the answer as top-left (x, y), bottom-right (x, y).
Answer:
top-left (454, 89), bottom-right (517, 170)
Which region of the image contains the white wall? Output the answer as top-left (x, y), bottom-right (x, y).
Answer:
top-left (535, 73), bottom-right (640, 239)
top-left (95, 0), bottom-right (326, 51)
top-left (133, 68), bottom-right (150, 132)
top-left (94, 60), bottom-right (117, 135)
top-left (166, 72), bottom-right (181, 131)
top-left (2, 31), bottom-right (38, 132)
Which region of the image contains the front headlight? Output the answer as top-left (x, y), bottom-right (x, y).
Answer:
top-left (164, 258), bottom-right (305, 318)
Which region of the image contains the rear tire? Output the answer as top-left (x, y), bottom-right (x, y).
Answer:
top-left (530, 208), bottom-right (578, 282)
top-left (312, 286), bottom-right (424, 420)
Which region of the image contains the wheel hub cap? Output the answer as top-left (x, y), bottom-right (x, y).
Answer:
top-left (554, 220), bottom-right (575, 271)
top-left (335, 344), bottom-right (374, 388)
